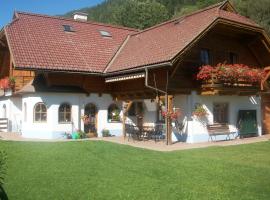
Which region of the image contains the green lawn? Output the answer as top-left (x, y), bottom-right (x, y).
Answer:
top-left (0, 140), bottom-right (270, 200)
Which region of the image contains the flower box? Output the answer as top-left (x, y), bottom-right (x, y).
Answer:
top-left (197, 64), bottom-right (266, 88)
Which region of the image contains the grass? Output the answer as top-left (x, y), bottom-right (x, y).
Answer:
top-left (0, 140), bottom-right (270, 200)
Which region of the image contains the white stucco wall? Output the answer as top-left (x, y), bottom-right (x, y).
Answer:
top-left (173, 92), bottom-right (262, 143)
top-left (0, 91), bottom-right (263, 143)
top-left (20, 92), bottom-right (123, 139)
top-left (0, 97), bottom-right (22, 132)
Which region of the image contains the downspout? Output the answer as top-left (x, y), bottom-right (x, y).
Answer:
top-left (145, 68), bottom-right (171, 145)
top-left (144, 68), bottom-right (166, 94)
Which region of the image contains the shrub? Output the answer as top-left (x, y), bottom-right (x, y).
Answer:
top-left (0, 151), bottom-right (7, 186)
top-left (77, 130), bottom-right (86, 139)
top-left (102, 129), bottom-right (111, 137)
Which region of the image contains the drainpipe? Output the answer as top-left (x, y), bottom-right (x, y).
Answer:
top-left (145, 68), bottom-right (171, 145)
top-left (144, 68), bottom-right (166, 94)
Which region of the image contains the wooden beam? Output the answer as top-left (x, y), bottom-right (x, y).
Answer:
top-left (166, 95), bottom-right (173, 145)
top-left (261, 39), bottom-right (270, 54)
top-left (170, 58), bottom-right (184, 78)
top-left (9, 53), bottom-right (13, 77)
top-left (247, 43), bottom-right (264, 67)
top-left (261, 69), bottom-right (270, 90)
top-left (0, 40), bottom-right (6, 47)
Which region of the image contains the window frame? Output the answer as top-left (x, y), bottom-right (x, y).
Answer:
top-left (2, 104), bottom-right (6, 118)
top-left (108, 103), bottom-right (121, 123)
top-left (58, 103), bottom-right (72, 124)
top-left (63, 24), bottom-right (75, 32)
top-left (228, 52), bottom-right (238, 64)
top-left (200, 48), bottom-right (212, 65)
top-left (213, 102), bottom-right (229, 124)
top-left (33, 102), bottom-right (47, 123)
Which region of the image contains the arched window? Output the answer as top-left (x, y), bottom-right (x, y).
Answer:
top-left (2, 104), bottom-right (6, 118)
top-left (34, 103), bottom-right (47, 122)
top-left (59, 103), bottom-right (71, 123)
top-left (108, 104), bottom-right (120, 122)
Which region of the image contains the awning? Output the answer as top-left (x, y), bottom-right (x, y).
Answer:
top-left (105, 72), bottom-right (145, 83)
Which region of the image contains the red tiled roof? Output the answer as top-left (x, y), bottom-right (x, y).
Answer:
top-left (106, 1), bottom-right (261, 73)
top-left (5, 12), bottom-right (137, 73)
top-left (4, 1), bottom-right (263, 74)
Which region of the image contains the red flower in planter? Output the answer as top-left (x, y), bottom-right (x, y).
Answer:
top-left (0, 77), bottom-right (16, 90)
top-left (196, 65), bottom-right (214, 81)
top-left (0, 77), bottom-right (10, 90)
top-left (197, 63), bottom-right (266, 84)
top-left (162, 109), bottom-right (182, 120)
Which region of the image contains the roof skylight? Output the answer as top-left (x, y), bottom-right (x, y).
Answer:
top-left (63, 25), bottom-right (75, 32)
top-left (99, 30), bottom-right (112, 37)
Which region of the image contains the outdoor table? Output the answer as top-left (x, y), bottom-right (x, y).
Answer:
top-left (140, 125), bottom-right (155, 141)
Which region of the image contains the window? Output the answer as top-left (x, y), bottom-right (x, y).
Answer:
top-left (229, 52), bottom-right (238, 64)
top-left (200, 49), bottom-right (211, 65)
top-left (213, 103), bottom-right (229, 124)
top-left (63, 25), bottom-right (75, 32)
top-left (59, 103), bottom-right (71, 123)
top-left (108, 104), bottom-right (120, 122)
top-left (24, 102), bottom-right (27, 122)
top-left (2, 104), bottom-right (6, 118)
top-left (99, 30), bottom-right (112, 37)
top-left (34, 103), bottom-right (47, 122)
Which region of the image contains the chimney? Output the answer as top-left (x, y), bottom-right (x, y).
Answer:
top-left (73, 12), bottom-right (88, 22)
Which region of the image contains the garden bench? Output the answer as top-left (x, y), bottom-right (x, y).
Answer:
top-left (207, 123), bottom-right (235, 142)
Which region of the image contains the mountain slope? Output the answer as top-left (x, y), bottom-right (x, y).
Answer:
top-left (64, 0), bottom-right (270, 33)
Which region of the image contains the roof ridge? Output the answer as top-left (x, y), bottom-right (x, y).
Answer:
top-left (104, 35), bottom-right (131, 73)
top-left (218, 9), bottom-right (258, 25)
top-left (14, 11), bottom-right (139, 32)
top-left (130, 0), bottom-right (226, 37)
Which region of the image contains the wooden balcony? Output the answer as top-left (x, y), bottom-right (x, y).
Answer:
top-left (199, 79), bottom-right (260, 96)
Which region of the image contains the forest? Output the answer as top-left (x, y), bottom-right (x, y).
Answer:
top-left (64, 0), bottom-right (270, 33)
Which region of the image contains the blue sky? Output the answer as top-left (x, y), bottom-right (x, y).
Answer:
top-left (0, 0), bottom-right (103, 28)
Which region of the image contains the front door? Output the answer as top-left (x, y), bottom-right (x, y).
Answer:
top-left (237, 110), bottom-right (257, 136)
top-left (84, 103), bottom-right (97, 133)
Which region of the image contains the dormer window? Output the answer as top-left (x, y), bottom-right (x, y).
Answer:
top-left (63, 25), bottom-right (75, 32)
top-left (99, 30), bottom-right (112, 38)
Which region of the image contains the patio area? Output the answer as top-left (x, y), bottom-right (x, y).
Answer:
top-left (0, 132), bottom-right (269, 152)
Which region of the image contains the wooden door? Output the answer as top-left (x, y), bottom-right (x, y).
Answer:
top-left (262, 95), bottom-right (270, 135)
top-left (84, 103), bottom-right (98, 134)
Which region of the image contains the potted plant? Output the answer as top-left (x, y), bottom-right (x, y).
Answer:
top-left (0, 77), bottom-right (16, 96)
top-left (162, 108), bottom-right (182, 120)
top-left (86, 132), bottom-right (97, 138)
top-left (111, 109), bottom-right (120, 122)
top-left (9, 77), bottom-right (16, 89)
top-left (102, 129), bottom-right (111, 137)
top-left (192, 104), bottom-right (208, 117)
top-left (77, 130), bottom-right (86, 139)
